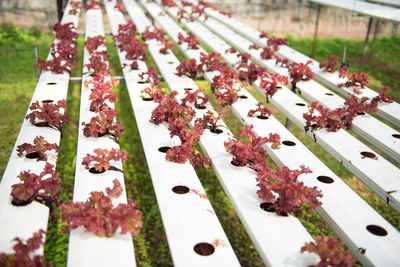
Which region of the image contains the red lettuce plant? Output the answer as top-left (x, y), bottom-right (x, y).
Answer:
top-left (69, 1), bottom-right (81, 15)
top-left (373, 87), bottom-right (396, 103)
top-left (259, 31), bottom-right (269, 39)
top-left (85, 52), bottom-right (110, 75)
top-left (237, 62), bottom-right (266, 83)
top-left (260, 47), bottom-right (276, 60)
top-left (114, 2), bottom-right (126, 13)
top-left (25, 100), bottom-right (70, 137)
top-left (161, 0), bottom-right (177, 7)
top-left (248, 102), bottom-right (272, 118)
top-left (177, 33), bottom-right (200, 50)
top-left (159, 39), bottom-right (174, 54)
top-left (249, 43), bottom-right (259, 50)
top-left (17, 136), bottom-right (60, 161)
top-left (214, 80), bottom-right (241, 107)
top-left (224, 124), bottom-right (280, 167)
top-left (84, 35), bottom-right (107, 54)
top-left (53, 22), bottom-right (78, 41)
top-left (85, 0), bottom-right (102, 11)
top-left (236, 52), bottom-right (251, 65)
top-left (177, 8), bottom-right (194, 22)
top-left (196, 110), bottom-right (224, 133)
top-left (259, 73), bottom-right (288, 101)
top-left (139, 67), bottom-right (159, 84)
top-left (11, 163), bottom-right (62, 216)
top-left (225, 47), bottom-right (236, 54)
top-left (275, 57), bottom-right (290, 68)
top-left (197, 52), bottom-right (224, 72)
top-left (140, 83), bottom-right (165, 101)
top-left (288, 60), bottom-right (314, 92)
top-left (301, 235), bottom-right (356, 267)
top-left (141, 26), bottom-right (164, 42)
top-left (86, 75), bottom-right (119, 112)
top-left (82, 106), bottom-right (124, 143)
top-left (0, 230), bottom-right (51, 267)
top-left (82, 148), bottom-right (127, 173)
top-left (61, 179), bottom-right (143, 237)
top-left (180, 87), bottom-right (209, 108)
top-left (176, 59), bottom-right (198, 79)
top-left (339, 66), bottom-right (349, 78)
top-left (191, 4), bottom-right (208, 20)
top-left (256, 165), bottom-right (322, 216)
top-left (339, 72), bottom-right (370, 94)
top-left (319, 55), bottom-right (338, 73)
top-left (267, 37), bottom-right (288, 51)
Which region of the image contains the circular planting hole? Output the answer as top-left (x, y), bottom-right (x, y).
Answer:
top-left (184, 87), bottom-right (193, 91)
top-left (357, 112), bottom-right (365, 116)
top-left (167, 61), bottom-right (174, 64)
top-left (193, 243), bottom-right (215, 256)
top-left (282, 140), bottom-right (296, 146)
top-left (26, 152), bottom-right (41, 159)
top-left (41, 99), bottom-right (53, 103)
top-left (317, 175), bottom-right (334, 184)
top-left (360, 151), bottom-right (376, 159)
top-left (366, 224), bottom-right (388, 236)
top-left (239, 95), bottom-right (248, 99)
top-left (230, 160), bottom-right (243, 167)
top-left (325, 92), bottom-right (334, 96)
top-left (138, 81), bottom-right (146, 84)
top-left (295, 103), bottom-right (306, 106)
top-left (259, 202), bottom-right (288, 216)
top-left (46, 82), bottom-right (57, 85)
top-left (158, 146), bottom-right (171, 153)
top-left (34, 121), bottom-right (49, 127)
top-left (172, 185), bottom-right (190, 194)
top-left (89, 167), bottom-right (106, 174)
top-left (142, 97), bottom-right (153, 101)
top-left (210, 128), bottom-right (223, 134)
top-left (195, 104), bottom-right (206, 110)
top-left (11, 199), bottom-right (32, 207)
top-left (257, 115), bottom-right (269, 120)
top-left (392, 134), bottom-right (400, 139)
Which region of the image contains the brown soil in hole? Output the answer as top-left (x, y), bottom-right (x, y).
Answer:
top-left (193, 243), bottom-right (215, 256)
top-left (172, 185), bottom-right (190, 194)
top-left (26, 152), bottom-right (42, 159)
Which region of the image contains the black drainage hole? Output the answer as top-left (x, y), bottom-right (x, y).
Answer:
top-left (172, 185), bottom-right (190, 194)
top-left (366, 225), bottom-right (388, 236)
top-left (41, 99), bottom-right (53, 103)
top-left (26, 152), bottom-right (41, 159)
top-left (230, 160), bottom-right (243, 167)
top-left (257, 115), bottom-right (269, 120)
top-left (325, 92), bottom-right (334, 96)
top-left (239, 95), bottom-right (248, 99)
top-left (184, 87), bottom-right (193, 91)
top-left (158, 146), bottom-right (171, 153)
top-left (295, 103), bottom-right (306, 106)
top-left (193, 243), bottom-right (215, 256)
top-left (47, 82), bottom-right (57, 85)
top-left (194, 104), bottom-right (206, 110)
top-left (138, 81), bottom-right (146, 84)
top-left (282, 140), bottom-right (296, 146)
top-left (360, 151), bottom-right (376, 159)
top-left (142, 97), bottom-right (153, 101)
top-left (357, 112), bottom-right (365, 115)
top-left (34, 121), bottom-right (49, 127)
top-left (89, 167), bottom-right (106, 174)
top-left (259, 202), bottom-right (288, 216)
top-left (317, 175), bottom-right (334, 184)
top-left (210, 128), bottom-right (223, 134)
top-left (392, 134), bottom-right (400, 139)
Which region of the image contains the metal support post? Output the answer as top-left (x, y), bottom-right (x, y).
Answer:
top-left (311, 5), bottom-right (321, 58)
top-left (369, 20), bottom-right (380, 60)
top-left (360, 17), bottom-right (373, 72)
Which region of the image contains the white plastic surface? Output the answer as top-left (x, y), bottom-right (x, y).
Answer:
top-left (0, 0), bottom-right (81, 254)
top-left (148, 2), bottom-right (400, 265)
top-left (66, 8), bottom-right (136, 267)
top-left (105, 1), bottom-right (240, 266)
top-left (204, 5), bottom-right (400, 128)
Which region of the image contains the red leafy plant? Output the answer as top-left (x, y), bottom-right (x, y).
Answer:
top-left (196, 110), bottom-right (224, 133)
top-left (177, 33), bottom-right (200, 50)
top-left (85, 0), bottom-right (102, 10)
top-left (161, 0), bottom-right (178, 7)
top-left (84, 35), bottom-right (107, 54)
top-left (260, 46), bottom-right (276, 60)
top-left (237, 62), bottom-right (266, 84)
top-left (301, 235), bottom-right (356, 267)
top-left (224, 125), bottom-right (280, 167)
top-left (159, 39), bottom-right (174, 54)
top-left (114, 2), bottom-right (126, 13)
top-left (53, 22), bottom-right (78, 41)
top-left (190, 3), bottom-right (208, 20)
top-left (339, 71), bottom-right (370, 94)
top-left (140, 83), bottom-right (166, 101)
top-left (85, 52), bottom-right (110, 75)
top-left (17, 136), bottom-right (60, 161)
top-left (0, 230), bottom-right (52, 267)
top-left (141, 26), bottom-right (164, 42)
top-left (249, 43), bottom-right (259, 50)
top-left (61, 179), bottom-right (143, 237)
top-left (339, 66), bottom-right (349, 78)
top-left (373, 87), bottom-right (395, 103)
top-left (82, 106), bottom-right (124, 143)
top-left (176, 59), bottom-right (198, 79)
top-left (69, 1), bottom-right (81, 15)
top-left (267, 37), bottom-right (288, 51)
top-left (180, 87), bottom-right (209, 108)
top-left (85, 74), bottom-right (119, 112)
top-left (139, 67), bottom-right (159, 85)
top-left (225, 47), bottom-right (236, 54)
top-left (82, 148), bottom-right (127, 173)
top-left (259, 31), bottom-right (269, 39)
top-left (11, 163), bottom-right (62, 217)
top-left (25, 100), bottom-right (70, 137)
top-left (259, 73), bottom-right (288, 101)
top-left (288, 60), bottom-right (314, 92)
top-left (256, 165), bottom-right (322, 216)
top-left (319, 55), bottom-right (338, 73)
top-left (248, 102), bottom-right (272, 119)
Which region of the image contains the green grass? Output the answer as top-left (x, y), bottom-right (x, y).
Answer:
top-left (1, 25), bottom-right (400, 266)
